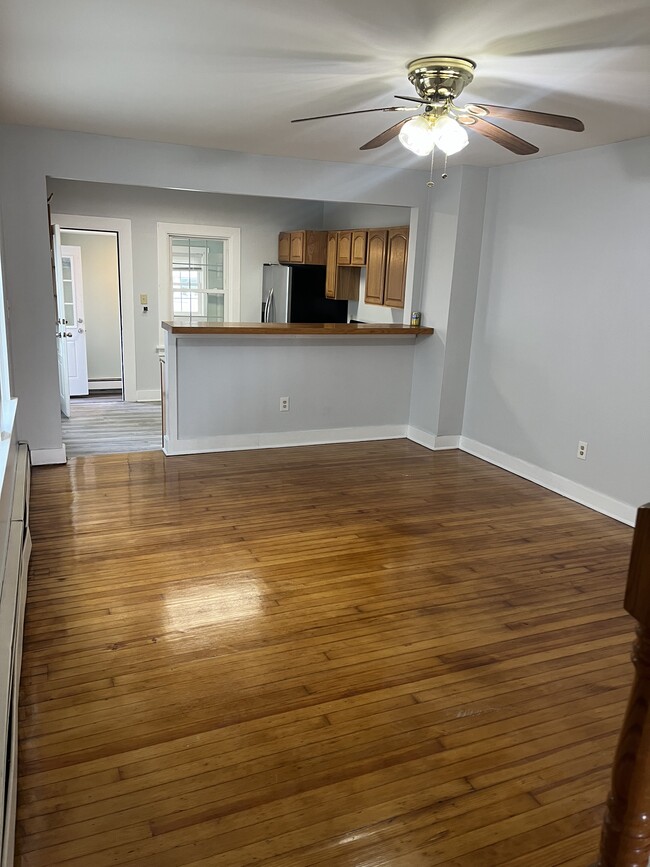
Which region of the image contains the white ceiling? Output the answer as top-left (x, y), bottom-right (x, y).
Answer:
top-left (1, 0), bottom-right (649, 169)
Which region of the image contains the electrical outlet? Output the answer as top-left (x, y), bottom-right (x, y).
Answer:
top-left (577, 441), bottom-right (588, 460)
top-left (280, 396), bottom-right (290, 412)
top-left (139, 293), bottom-right (148, 305)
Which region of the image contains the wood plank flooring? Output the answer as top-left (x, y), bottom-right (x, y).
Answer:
top-left (62, 394), bottom-right (162, 457)
top-left (16, 441), bottom-right (635, 865)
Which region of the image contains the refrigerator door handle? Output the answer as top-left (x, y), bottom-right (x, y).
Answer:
top-left (267, 287), bottom-right (274, 323)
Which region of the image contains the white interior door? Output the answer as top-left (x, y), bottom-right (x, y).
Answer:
top-left (52, 224), bottom-right (70, 418)
top-left (60, 246), bottom-right (89, 396)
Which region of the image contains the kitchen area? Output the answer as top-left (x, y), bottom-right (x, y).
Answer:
top-left (162, 223), bottom-right (432, 456)
top-left (262, 226), bottom-right (410, 325)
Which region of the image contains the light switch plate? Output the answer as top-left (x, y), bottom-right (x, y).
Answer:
top-left (139, 293), bottom-right (148, 305)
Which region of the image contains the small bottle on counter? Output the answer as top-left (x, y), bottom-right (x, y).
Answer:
top-left (410, 311), bottom-right (421, 327)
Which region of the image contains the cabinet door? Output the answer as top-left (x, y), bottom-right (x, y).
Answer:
top-left (383, 226), bottom-right (409, 308)
top-left (325, 232), bottom-right (338, 299)
top-left (290, 231), bottom-right (305, 263)
top-left (336, 267), bottom-right (360, 300)
top-left (365, 229), bottom-right (387, 305)
top-left (278, 232), bottom-right (291, 263)
top-left (304, 231), bottom-right (327, 265)
top-left (351, 231), bottom-right (367, 265)
top-left (337, 231), bottom-right (352, 265)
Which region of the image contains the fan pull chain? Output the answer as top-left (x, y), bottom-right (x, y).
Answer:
top-left (442, 154), bottom-right (448, 179)
top-left (426, 148), bottom-right (436, 189)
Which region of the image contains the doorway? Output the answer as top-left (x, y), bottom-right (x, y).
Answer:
top-left (60, 230), bottom-right (123, 397)
top-left (51, 212), bottom-right (137, 401)
top-left (51, 212), bottom-right (161, 457)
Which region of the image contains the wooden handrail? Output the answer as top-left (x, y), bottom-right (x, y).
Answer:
top-left (597, 503), bottom-right (650, 866)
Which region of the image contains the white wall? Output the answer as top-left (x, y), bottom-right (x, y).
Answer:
top-left (60, 231), bottom-right (121, 383)
top-left (321, 202), bottom-right (411, 231)
top-left (463, 137), bottom-right (650, 510)
top-left (165, 333), bottom-right (417, 454)
top-left (409, 168), bottom-right (489, 440)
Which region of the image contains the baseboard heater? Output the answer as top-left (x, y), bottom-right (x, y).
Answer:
top-left (0, 443), bottom-right (32, 867)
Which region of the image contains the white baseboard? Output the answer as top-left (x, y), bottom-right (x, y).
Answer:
top-left (459, 436), bottom-right (636, 527)
top-left (31, 446), bottom-right (66, 466)
top-left (89, 380), bottom-right (122, 391)
top-left (164, 424), bottom-right (408, 456)
top-left (407, 427), bottom-right (460, 450)
top-left (136, 390), bottom-right (161, 402)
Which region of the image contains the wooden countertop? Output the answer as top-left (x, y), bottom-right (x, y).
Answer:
top-left (162, 321), bottom-right (433, 336)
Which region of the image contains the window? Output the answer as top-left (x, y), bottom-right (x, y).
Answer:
top-left (171, 236), bottom-right (225, 321)
top-left (157, 223), bottom-right (241, 333)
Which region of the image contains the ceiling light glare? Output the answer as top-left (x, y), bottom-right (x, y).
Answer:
top-left (398, 116), bottom-right (436, 156)
top-left (431, 115), bottom-right (469, 155)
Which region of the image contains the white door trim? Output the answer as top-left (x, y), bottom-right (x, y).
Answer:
top-left (52, 225), bottom-right (70, 417)
top-left (156, 222), bottom-right (241, 344)
top-left (52, 214), bottom-right (136, 402)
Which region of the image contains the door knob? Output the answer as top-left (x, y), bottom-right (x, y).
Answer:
top-left (64, 332), bottom-right (72, 337)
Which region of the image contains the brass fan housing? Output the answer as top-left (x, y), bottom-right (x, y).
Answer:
top-left (407, 56), bottom-right (476, 104)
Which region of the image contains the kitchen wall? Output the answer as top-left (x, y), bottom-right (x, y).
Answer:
top-left (52, 181), bottom-right (325, 394)
top-left (463, 136), bottom-right (650, 513)
top-left (60, 230), bottom-right (121, 386)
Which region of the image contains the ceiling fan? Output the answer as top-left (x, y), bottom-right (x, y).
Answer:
top-left (292, 56), bottom-right (584, 160)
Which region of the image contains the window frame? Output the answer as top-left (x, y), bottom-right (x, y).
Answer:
top-left (157, 223), bottom-right (240, 337)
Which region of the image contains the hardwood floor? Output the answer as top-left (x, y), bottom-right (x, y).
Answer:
top-left (62, 394), bottom-right (162, 457)
top-left (16, 441), bottom-right (634, 866)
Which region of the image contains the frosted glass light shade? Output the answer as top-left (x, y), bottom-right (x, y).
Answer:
top-left (398, 116), bottom-right (436, 156)
top-left (431, 115), bottom-right (469, 155)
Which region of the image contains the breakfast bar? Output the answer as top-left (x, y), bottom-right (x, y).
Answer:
top-left (161, 321), bottom-right (433, 456)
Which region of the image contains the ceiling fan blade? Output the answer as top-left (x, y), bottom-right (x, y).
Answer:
top-left (360, 118), bottom-right (411, 150)
top-left (291, 106), bottom-right (416, 123)
top-left (465, 104), bottom-right (584, 132)
top-left (457, 115), bottom-right (539, 155)
top-left (395, 95), bottom-right (429, 104)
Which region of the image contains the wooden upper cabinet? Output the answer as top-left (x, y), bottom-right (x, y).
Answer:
top-left (326, 232), bottom-right (359, 300)
top-left (337, 231), bottom-right (352, 265)
top-left (289, 232), bottom-right (305, 263)
top-left (325, 232), bottom-right (338, 299)
top-left (365, 229), bottom-right (388, 305)
top-left (303, 231), bottom-right (327, 265)
top-left (383, 226), bottom-right (409, 308)
top-left (278, 232), bottom-right (291, 263)
top-left (279, 230), bottom-right (327, 265)
top-left (351, 231), bottom-right (367, 266)
top-left (336, 230), bottom-right (366, 266)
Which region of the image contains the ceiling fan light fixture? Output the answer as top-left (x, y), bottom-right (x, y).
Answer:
top-left (431, 115), bottom-right (469, 156)
top-left (398, 115), bottom-right (436, 156)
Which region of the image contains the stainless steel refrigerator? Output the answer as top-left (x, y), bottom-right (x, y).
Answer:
top-left (261, 264), bottom-right (348, 323)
